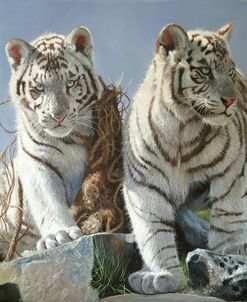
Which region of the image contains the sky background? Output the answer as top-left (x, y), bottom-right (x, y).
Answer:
top-left (0, 0), bottom-right (247, 153)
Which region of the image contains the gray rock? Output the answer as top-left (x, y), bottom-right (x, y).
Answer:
top-left (0, 235), bottom-right (98, 302)
top-left (100, 293), bottom-right (225, 302)
top-left (0, 233), bottom-right (138, 302)
top-left (186, 248), bottom-right (247, 301)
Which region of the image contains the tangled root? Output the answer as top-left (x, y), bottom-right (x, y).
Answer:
top-left (70, 83), bottom-right (129, 234)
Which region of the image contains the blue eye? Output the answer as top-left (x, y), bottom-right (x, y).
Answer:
top-left (67, 80), bottom-right (75, 88)
top-left (198, 66), bottom-right (211, 75)
top-left (35, 83), bottom-right (44, 92)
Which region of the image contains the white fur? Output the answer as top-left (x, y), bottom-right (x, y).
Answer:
top-left (124, 24), bottom-right (247, 294)
top-left (0, 27), bottom-right (103, 255)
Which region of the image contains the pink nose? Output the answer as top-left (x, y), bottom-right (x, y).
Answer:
top-left (222, 97), bottom-right (236, 108)
top-left (52, 114), bottom-right (65, 123)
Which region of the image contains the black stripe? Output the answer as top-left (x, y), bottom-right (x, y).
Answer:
top-left (125, 187), bottom-right (173, 227)
top-left (127, 162), bottom-right (175, 209)
top-left (183, 123), bottom-right (215, 146)
top-left (177, 66), bottom-right (185, 96)
top-left (181, 125), bottom-right (219, 163)
top-left (136, 111), bottom-right (158, 158)
top-left (212, 208), bottom-right (243, 218)
top-left (126, 157), bottom-right (148, 183)
top-left (22, 81), bottom-right (26, 94)
top-left (77, 93), bottom-right (97, 108)
top-left (21, 142), bottom-right (64, 182)
top-left (126, 135), bottom-right (151, 174)
top-left (24, 125), bottom-right (63, 154)
top-left (187, 126), bottom-right (230, 173)
top-left (210, 171), bottom-right (242, 205)
top-left (131, 115), bottom-right (169, 183)
top-left (210, 224), bottom-right (241, 234)
top-left (151, 244), bottom-right (176, 263)
top-left (20, 98), bottom-right (33, 111)
top-left (166, 264), bottom-right (180, 270)
top-left (209, 238), bottom-right (229, 251)
top-left (84, 67), bottom-right (98, 93)
top-left (143, 229), bottom-right (173, 249)
top-left (148, 96), bottom-right (177, 166)
top-left (209, 115), bottom-right (243, 181)
top-left (230, 219), bottom-right (247, 224)
top-left (16, 63), bottom-right (30, 96)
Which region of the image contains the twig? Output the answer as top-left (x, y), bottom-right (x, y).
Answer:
top-left (0, 122), bottom-right (16, 134)
top-left (0, 97), bottom-right (11, 106)
top-left (4, 177), bottom-right (23, 262)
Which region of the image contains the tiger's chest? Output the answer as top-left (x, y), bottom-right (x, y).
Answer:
top-left (179, 117), bottom-right (244, 178)
top-left (61, 145), bottom-right (89, 207)
top-left (41, 143), bottom-right (89, 207)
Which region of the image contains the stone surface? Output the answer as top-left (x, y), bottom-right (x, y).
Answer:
top-left (100, 293), bottom-right (225, 302)
top-left (0, 235), bottom-right (97, 302)
top-left (187, 248), bottom-right (247, 301)
top-left (0, 233), bottom-right (138, 302)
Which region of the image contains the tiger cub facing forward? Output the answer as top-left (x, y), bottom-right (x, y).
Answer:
top-left (0, 26), bottom-right (103, 254)
top-left (123, 23), bottom-right (247, 294)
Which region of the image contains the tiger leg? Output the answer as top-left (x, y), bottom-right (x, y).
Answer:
top-left (176, 206), bottom-right (209, 248)
top-left (124, 185), bottom-right (184, 294)
top-left (208, 174), bottom-right (247, 255)
top-left (176, 183), bottom-right (210, 248)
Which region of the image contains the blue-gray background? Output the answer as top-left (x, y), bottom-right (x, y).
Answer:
top-left (0, 0), bottom-right (246, 153)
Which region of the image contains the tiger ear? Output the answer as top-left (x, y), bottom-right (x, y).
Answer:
top-left (157, 24), bottom-right (189, 55)
top-left (66, 26), bottom-right (93, 62)
top-left (217, 23), bottom-right (233, 41)
top-left (6, 39), bottom-right (33, 71)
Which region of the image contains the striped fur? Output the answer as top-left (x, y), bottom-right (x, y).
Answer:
top-left (0, 26), bottom-right (103, 255)
top-left (123, 23), bottom-right (247, 294)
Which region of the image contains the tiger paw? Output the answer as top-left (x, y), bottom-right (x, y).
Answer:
top-left (128, 269), bottom-right (184, 294)
top-left (36, 226), bottom-right (83, 250)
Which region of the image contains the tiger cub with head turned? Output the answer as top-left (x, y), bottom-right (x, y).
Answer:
top-left (123, 23), bottom-right (247, 294)
top-left (0, 26), bottom-right (103, 255)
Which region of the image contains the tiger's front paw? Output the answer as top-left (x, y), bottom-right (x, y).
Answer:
top-left (128, 269), bottom-right (184, 294)
top-left (36, 226), bottom-right (82, 250)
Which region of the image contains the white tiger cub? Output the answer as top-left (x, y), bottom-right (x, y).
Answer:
top-left (123, 23), bottom-right (247, 294)
top-left (0, 26), bottom-right (103, 255)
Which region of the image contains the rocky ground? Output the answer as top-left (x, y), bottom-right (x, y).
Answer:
top-left (187, 249), bottom-right (247, 301)
top-left (100, 293), bottom-right (225, 302)
top-left (1, 234), bottom-right (247, 302)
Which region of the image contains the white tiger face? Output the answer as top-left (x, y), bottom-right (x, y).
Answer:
top-left (157, 24), bottom-right (237, 125)
top-left (6, 27), bottom-right (103, 138)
